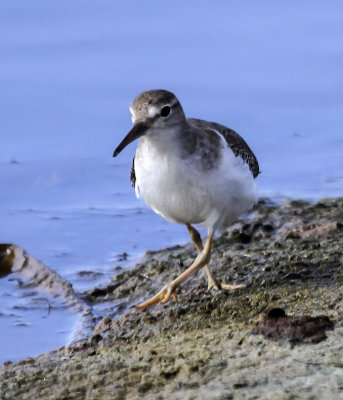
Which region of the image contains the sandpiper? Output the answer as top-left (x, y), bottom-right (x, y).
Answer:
top-left (113, 90), bottom-right (259, 310)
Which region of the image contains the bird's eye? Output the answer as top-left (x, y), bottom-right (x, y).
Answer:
top-left (160, 105), bottom-right (171, 117)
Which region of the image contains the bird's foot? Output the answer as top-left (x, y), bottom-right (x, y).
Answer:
top-left (133, 283), bottom-right (178, 310)
top-left (220, 282), bottom-right (246, 290)
top-left (207, 276), bottom-right (245, 291)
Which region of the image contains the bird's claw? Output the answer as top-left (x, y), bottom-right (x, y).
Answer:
top-left (207, 277), bottom-right (245, 291)
top-left (133, 284), bottom-right (177, 310)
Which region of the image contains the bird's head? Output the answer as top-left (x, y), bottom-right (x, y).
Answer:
top-left (113, 89), bottom-right (186, 157)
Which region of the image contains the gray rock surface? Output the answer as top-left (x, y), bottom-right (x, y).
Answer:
top-left (1, 198), bottom-right (343, 400)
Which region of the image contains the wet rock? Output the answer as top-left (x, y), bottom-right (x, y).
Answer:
top-left (252, 308), bottom-right (335, 343)
top-left (0, 244), bottom-right (14, 278)
top-left (0, 244), bottom-right (95, 343)
top-left (116, 252), bottom-right (129, 262)
top-left (6, 245), bottom-right (87, 313)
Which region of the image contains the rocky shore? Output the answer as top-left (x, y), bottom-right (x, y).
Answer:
top-left (1, 197), bottom-right (343, 400)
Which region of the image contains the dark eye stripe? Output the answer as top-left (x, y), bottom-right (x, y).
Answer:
top-left (147, 101), bottom-right (180, 123)
top-left (160, 105), bottom-right (171, 117)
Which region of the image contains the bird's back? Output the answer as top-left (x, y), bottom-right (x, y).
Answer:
top-left (188, 118), bottom-right (260, 179)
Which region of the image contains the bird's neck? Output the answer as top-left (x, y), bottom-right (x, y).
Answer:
top-left (146, 121), bottom-right (195, 156)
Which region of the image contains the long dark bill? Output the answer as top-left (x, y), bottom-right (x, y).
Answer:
top-left (113, 123), bottom-right (148, 157)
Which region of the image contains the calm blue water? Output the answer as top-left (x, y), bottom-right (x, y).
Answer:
top-left (0, 1), bottom-right (342, 364)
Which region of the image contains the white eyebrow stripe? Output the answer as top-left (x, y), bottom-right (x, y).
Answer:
top-left (148, 106), bottom-right (159, 118)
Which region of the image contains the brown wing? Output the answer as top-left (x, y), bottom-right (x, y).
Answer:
top-left (130, 157), bottom-right (136, 188)
top-left (188, 118), bottom-right (260, 178)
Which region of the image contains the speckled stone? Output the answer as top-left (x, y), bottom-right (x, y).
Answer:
top-left (1, 198), bottom-right (343, 400)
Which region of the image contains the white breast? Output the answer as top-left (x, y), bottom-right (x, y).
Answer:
top-left (134, 134), bottom-right (257, 232)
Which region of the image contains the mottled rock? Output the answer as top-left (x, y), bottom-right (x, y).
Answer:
top-left (1, 197), bottom-right (343, 400)
top-left (252, 308), bottom-right (335, 343)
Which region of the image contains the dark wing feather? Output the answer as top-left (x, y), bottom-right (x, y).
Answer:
top-left (130, 157), bottom-right (136, 188)
top-left (188, 118), bottom-right (260, 178)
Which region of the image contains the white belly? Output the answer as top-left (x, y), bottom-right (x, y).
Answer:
top-left (134, 136), bottom-right (258, 232)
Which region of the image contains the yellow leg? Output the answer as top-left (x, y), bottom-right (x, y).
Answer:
top-left (186, 224), bottom-right (245, 291)
top-left (133, 231), bottom-right (214, 310)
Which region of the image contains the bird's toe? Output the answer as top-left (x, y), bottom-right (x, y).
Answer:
top-left (207, 276), bottom-right (245, 291)
top-left (133, 283), bottom-right (177, 310)
top-left (219, 282), bottom-right (246, 290)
